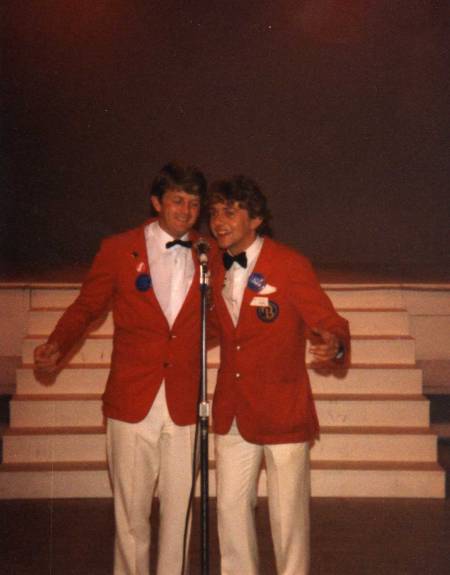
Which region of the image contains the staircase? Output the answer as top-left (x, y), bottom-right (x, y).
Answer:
top-left (0, 284), bottom-right (445, 498)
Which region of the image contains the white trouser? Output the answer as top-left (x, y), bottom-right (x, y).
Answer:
top-left (215, 429), bottom-right (310, 575)
top-left (107, 384), bottom-right (195, 575)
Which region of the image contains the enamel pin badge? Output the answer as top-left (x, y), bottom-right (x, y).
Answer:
top-left (247, 272), bottom-right (267, 292)
top-left (247, 272), bottom-right (277, 295)
top-left (256, 300), bottom-right (279, 322)
top-left (135, 273), bottom-right (152, 292)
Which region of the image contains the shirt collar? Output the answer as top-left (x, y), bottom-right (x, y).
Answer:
top-left (244, 235), bottom-right (264, 269)
top-left (147, 221), bottom-right (190, 251)
top-left (226, 235), bottom-right (263, 272)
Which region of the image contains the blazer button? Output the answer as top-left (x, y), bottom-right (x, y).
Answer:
top-left (235, 373), bottom-right (240, 379)
top-left (236, 345), bottom-right (241, 351)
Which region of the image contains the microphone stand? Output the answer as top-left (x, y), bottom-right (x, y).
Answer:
top-left (198, 255), bottom-right (210, 575)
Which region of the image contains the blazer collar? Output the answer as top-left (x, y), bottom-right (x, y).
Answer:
top-left (215, 237), bottom-right (277, 331)
top-left (130, 218), bottom-right (201, 261)
top-left (238, 237), bottom-right (276, 324)
top-left (130, 219), bottom-right (201, 327)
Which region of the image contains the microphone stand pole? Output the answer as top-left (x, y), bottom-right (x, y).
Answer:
top-left (198, 257), bottom-right (210, 575)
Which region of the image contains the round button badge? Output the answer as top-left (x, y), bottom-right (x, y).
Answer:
top-left (247, 272), bottom-right (266, 292)
top-left (135, 273), bottom-right (152, 292)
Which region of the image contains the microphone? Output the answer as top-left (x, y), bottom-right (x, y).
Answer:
top-left (194, 238), bottom-right (210, 264)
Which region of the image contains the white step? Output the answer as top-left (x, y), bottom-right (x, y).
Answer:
top-left (311, 427), bottom-right (437, 462)
top-left (16, 365), bottom-right (423, 396)
top-left (326, 288), bottom-right (405, 309)
top-left (22, 336), bottom-right (417, 365)
top-left (308, 366), bottom-right (423, 395)
top-left (10, 396), bottom-right (104, 427)
top-left (29, 286), bottom-right (407, 310)
top-left (9, 395), bottom-right (429, 428)
top-left (6, 284), bottom-right (443, 501)
top-left (16, 366), bottom-right (110, 395)
top-left (27, 308), bottom-right (410, 337)
top-left (2, 426), bottom-right (437, 464)
top-left (28, 310), bottom-right (113, 337)
top-left (31, 288), bottom-right (80, 309)
top-left (340, 309), bottom-right (409, 335)
top-left (309, 462), bottom-right (445, 498)
top-left (315, 395), bottom-right (429, 428)
top-left (3, 427), bottom-right (107, 463)
top-left (0, 463), bottom-right (112, 499)
top-left (0, 462), bottom-right (444, 499)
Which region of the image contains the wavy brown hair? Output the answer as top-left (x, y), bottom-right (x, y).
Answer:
top-left (207, 175), bottom-right (272, 236)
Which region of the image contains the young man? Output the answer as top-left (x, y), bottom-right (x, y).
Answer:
top-left (34, 162), bottom-right (208, 575)
top-left (208, 175), bottom-right (350, 575)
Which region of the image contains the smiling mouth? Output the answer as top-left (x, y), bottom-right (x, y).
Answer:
top-left (214, 229), bottom-right (230, 237)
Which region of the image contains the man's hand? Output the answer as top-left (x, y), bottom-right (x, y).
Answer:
top-left (34, 342), bottom-right (62, 374)
top-left (309, 328), bottom-right (340, 363)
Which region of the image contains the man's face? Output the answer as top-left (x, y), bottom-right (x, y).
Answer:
top-left (151, 188), bottom-right (201, 239)
top-left (209, 201), bottom-right (262, 255)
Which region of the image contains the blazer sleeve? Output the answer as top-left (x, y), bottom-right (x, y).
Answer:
top-left (47, 238), bottom-right (116, 357)
top-left (287, 252), bottom-right (351, 365)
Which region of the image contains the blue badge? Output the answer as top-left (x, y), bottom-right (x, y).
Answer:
top-left (256, 300), bottom-right (279, 323)
top-left (247, 272), bottom-right (266, 292)
top-left (135, 273), bottom-right (152, 292)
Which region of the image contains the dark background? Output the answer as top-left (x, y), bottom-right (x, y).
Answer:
top-left (2, 1), bottom-right (449, 275)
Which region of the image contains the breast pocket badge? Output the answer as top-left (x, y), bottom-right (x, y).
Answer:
top-left (256, 300), bottom-right (279, 323)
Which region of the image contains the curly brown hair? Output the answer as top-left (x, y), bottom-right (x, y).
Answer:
top-left (207, 175), bottom-right (272, 236)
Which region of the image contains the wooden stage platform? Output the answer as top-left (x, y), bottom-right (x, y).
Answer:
top-left (1, 496), bottom-right (449, 575)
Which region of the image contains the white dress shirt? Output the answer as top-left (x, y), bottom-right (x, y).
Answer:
top-left (222, 236), bottom-right (264, 326)
top-left (145, 221), bottom-right (194, 328)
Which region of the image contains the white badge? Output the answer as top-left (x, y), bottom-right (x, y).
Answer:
top-left (259, 283), bottom-right (277, 295)
top-left (250, 296), bottom-right (269, 307)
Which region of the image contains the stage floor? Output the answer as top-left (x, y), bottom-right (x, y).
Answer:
top-left (1, 497), bottom-right (449, 575)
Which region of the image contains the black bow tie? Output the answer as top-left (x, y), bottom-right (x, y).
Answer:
top-left (223, 251), bottom-right (247, 270)
top-left (166, 239), bottom-right (192, 249)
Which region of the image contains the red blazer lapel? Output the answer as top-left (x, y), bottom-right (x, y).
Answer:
top-left (236, 238), bottom-right (278, 329)
top-left (212, 258), bottom-right (236, 333)
top-left (128, 220), bottom-right (169, 320)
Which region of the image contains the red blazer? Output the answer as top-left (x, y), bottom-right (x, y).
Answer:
top-left (48, 219), bottom-right (210, 425)
top-left (209, 237), bottom-right (350, 445)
